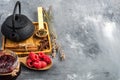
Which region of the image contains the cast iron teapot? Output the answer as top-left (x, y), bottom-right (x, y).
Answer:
top-left (1, 1), bottom-right (35, 42)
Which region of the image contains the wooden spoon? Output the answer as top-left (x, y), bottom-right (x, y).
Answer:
top-left (35, 7), bottom-right (48, 38)
top-left (19, 56), bottom-right (53, 70)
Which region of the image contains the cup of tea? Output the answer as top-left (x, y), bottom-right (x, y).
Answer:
top-left (0, 50), bottom-right (21, 80)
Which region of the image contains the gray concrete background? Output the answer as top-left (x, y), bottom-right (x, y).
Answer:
top-left (0, 0), bottom-right (120, 80)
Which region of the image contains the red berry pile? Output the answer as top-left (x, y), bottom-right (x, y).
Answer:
top-left (26, 52), bottom-right (51, 69)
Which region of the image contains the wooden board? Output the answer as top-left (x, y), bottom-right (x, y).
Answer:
top-left (2, 22), bottom-right (52, 56)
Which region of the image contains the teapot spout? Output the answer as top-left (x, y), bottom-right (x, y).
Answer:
top-left (10, 32), bottom-right (20, 42)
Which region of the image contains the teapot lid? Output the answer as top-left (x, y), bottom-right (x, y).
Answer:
top-left (5, 14), bottom-right (29, 29)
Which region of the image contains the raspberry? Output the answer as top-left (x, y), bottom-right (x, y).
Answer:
top-left (26, 58), bottom-right (33, 67)
top-left (40, 61), bottom-right (47, 68)
top-left (43, 55), bottom-right (51, 64)
top-left (32, 61), bottom-right (41, 69)
top-left (38, 52), bottom-right (45, 60)
top-left (28, 52), bottom-right (39, 61)
top-left (38, 52), bottom-right (45, 56)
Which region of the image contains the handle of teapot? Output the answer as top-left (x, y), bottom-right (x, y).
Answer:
top-left (12, 1), bottom-right (21, 32)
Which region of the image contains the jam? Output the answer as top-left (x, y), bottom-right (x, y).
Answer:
top-left (0, 50), bottom-right (20, 80)
top-left (0, 55), bottom-right (16, 74)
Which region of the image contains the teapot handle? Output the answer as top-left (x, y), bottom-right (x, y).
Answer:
top-left (12, 1), bottom-right (21, 31)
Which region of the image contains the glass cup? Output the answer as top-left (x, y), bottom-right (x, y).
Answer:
top-left (0, 50), bottom-right (21, 80)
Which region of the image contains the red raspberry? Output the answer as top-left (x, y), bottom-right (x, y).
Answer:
top-left (38, 52), bottom-right (45, 55)
top-left (40, 61), bottom-right (47, 68)
top-left (32, 61), bottom-right (42, 69)
top-left (43, 55), bottom-right (51, 64)
top-left (28, 52), bottom-right (39, 61)
top-left (26, 58), bottom-right (33, 67)
top-left (38, 52), bottom-right (45, 60)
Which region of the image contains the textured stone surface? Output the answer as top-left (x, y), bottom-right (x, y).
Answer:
top-left (0, 0), bottom-right (120, 80)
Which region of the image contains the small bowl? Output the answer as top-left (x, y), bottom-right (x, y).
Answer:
top-left (35, 29), bottom-right (48, 38)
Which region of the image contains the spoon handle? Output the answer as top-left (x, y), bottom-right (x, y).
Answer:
top-left (19, 57), bottom-right (27, 65)
top-left (38, 7), bottom-right (44, 29)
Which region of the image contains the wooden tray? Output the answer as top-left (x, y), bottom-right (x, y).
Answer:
top-left (1, 22), bottom-right (52, 56)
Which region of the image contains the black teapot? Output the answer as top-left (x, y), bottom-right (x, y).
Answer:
top-left (1, 1), bottom-right (35, 42)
